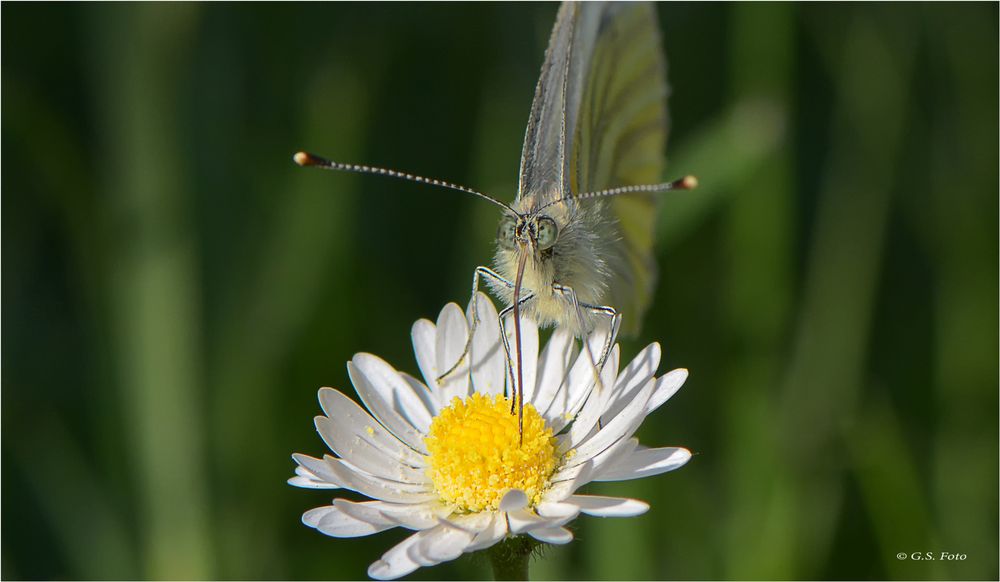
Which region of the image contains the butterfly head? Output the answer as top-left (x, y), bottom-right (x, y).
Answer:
top-left (497, 213), bottom-right (559, 256)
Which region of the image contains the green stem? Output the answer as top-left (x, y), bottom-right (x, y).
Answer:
top-left (488, 537), bottom-right (536, 580)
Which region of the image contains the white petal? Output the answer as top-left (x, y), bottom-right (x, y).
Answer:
top-left (601, 342), bottom-right (620, 390)
top-left (564, 377), bottom-right (654, 466)
top-left (531, 327), bottom-right (577, 416)
top-left (302, 505), bottom-right (334, 527)
top-left (375, 501), bottom-right (451, 530)
top-left (552, 437), bottom-right (639, 486)
top-left (645, 369), bottom-right (688, 415)
top-left (595, 446), bottom-right (692, 482)
top-left (506, 508), bottom-right (554, 534)
top-left (368, 531), bottom-right (424, 580)
top-left (464, 513), bottom-right (507, 552)
top-left (590, 436), bottom-right (641, 474)
top-left (567, 495), bottom-right (649, 517)
top-left (349, 360), bottom-right (429, 455)
top-left (541, 324), bottom-right (612, 423)
top-left (321, 456), bottom-right (437, 504)
top-left (470, 293), bottom-right (506, 397)
top-left (542, 459), bottom-right (596, 503)
top-left (334, 499), bottom-right (421, 531)
top-left (499, 489), bottom-right (528, 512)
top-left (315, 416), bottom-right (429, 484)
top-left (442, 511), bottom-right (494, 534)
top-left (600, 343), bottom-right (661, 425)
top-left (400, 371), bottom-right (440, 416)
top-left (436, 303), bottom-right (471, 404)
top-left (350, 354), bottom-right (434, 433)
top-left (287, 476), bottom-right (337, 489)
top-left (503, 312), bottom-right (538, 406)
top-left (412, 318), bottom-right (442, 398)
top-left (408, 523), bottom-right (475, 567)
top-left (407, 520), bottom-right (480, 566)
top-left (303, 504), bottom-right (395, 538)
top-left (317, 388), bottom-right (426, 468)
top-left (535, 501), bottom-right (581, 522)
top-left (551, 345), bottom-right (620, 439)
top-left (292, 453), bottom-right (342, 487)
top-left (288, 464), bottom-right (340, 489)
top-left (528, 526), bottom-right (573, 544)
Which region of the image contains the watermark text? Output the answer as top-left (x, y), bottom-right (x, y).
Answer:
top-left (896, 552), bottom-right (967, 561)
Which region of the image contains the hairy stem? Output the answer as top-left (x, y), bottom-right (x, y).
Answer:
top-left (488, 537), bottom-right (537, 581)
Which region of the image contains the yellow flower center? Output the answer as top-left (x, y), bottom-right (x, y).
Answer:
top-left (424, 393), bottom-right (558, 513)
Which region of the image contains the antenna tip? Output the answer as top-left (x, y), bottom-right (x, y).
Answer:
top-left (681, 175), bottom-right (699, 190)
top-left (293, 151), bottom-right (317, 167)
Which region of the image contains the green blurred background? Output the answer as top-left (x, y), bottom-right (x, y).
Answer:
top-left (3, 3), bottom-right (997, 580)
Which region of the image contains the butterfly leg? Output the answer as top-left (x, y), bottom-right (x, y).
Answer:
top-left (576, 302), bottom-right (622, 370)
top-left (437, 266), bottom-right (512, 384)
top-left (436, 266), bottom-right (536, 419)
top-left (552, 284), bottom-right (622, 391)
top-left (495, 293), bottom-right (536, 412)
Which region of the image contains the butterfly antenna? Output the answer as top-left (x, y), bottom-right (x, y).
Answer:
top-left (294, 151), bottom-right (518, 215)
top-left (536, 175), bottom-right (698, 213)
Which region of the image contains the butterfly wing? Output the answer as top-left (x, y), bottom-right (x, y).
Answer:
top-left (573, 2), bottom-right (668, 335)
top-left (517, 2), bottom-right (578, 203)
top-left (518, 2), bottom-right (669, 334)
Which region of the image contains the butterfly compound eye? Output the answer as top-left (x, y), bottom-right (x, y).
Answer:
top-left (536, 216), bottom-right (558, 250)
top-left (497, 215), bottom-right (518, 250)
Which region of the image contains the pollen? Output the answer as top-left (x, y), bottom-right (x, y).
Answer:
top-left (424, 393), bottom-right (558, 513)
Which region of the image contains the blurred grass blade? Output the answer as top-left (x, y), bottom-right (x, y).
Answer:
top-left (89, 4), bottom-right (212, 578)
top-left (846, 394), bottom-right (944, 579)
top-left (12, 420), bottom-right (136, 578)
top-left (776, 11), bottom-right (916, 572)
top-left (209, 63), bottom-right (375, 577)
top-left (720, 4), bottom-right (796, 579)
top-left (657, 97), bottom-right (786, 251)
top-left (925, 8), bottom-right (1000, 579)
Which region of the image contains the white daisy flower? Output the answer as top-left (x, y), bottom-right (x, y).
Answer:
top-left (289, 294), bottom-right (691, 580)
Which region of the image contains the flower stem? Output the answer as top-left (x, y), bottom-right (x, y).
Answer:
top-left (488, 537), bottom-right (537, 580)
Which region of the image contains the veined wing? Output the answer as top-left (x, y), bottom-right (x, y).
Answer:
top-left (573, 2), bottom-right (668, 335)
top-left (516, 2), bottom-right (578, 205)
top-left (518, 2), bottom-right (669, 334)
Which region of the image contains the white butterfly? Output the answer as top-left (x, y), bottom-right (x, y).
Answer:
top-left (294, 1), bottom-right (695, 432)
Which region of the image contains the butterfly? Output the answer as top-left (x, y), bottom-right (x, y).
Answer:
top-left (294, 1), bottom-right (695, 434)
